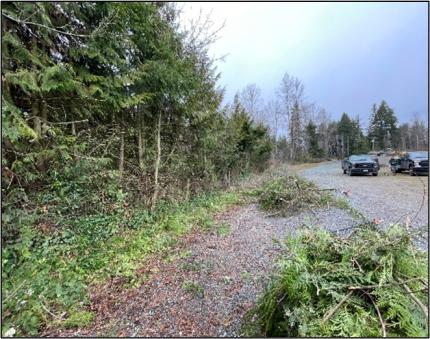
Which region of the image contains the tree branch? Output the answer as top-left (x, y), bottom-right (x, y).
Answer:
top-left (322, 290), bottom-right (353, 323)
top-left (399, 279), bottom-right (428, 324)
top-left (48, 119), bottom-right (88, 125)
top-left (364, 291), bottom-right (386, 337)
top-left (2, 12), bottom-right (89, 38)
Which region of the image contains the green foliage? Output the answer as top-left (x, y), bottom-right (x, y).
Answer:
top-left (336, 112), bottom-right (370, 157)
top-left (216, 223), bottom-right (231, 236)
top-left (305, 120), bottom-right (325, 158)
top-left (62, 311), bottom-right (94, 329)
top-left (250, 225), bottom-right (428, 337)
top-left (368, 101), bottom-right (399, 150)
top-left (252, 175), bottom-right (335, 216)
top-left (182, 281), bottom-right (205, 298)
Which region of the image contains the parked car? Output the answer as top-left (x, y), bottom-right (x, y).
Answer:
top-left (371, 156), bottom-right (380, 170)
top-left (342, 154), bottom-right (379, 176)
top-left (389, 151), bottom-right (428, 176)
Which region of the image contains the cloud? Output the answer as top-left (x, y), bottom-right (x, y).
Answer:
top-left (181, 2), bottom-right (428, 123)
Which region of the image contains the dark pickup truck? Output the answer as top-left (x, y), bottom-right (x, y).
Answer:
top-left (342, 154), bottom-right (379, 176)
top-left (389, 151), bottom-right (428, 176)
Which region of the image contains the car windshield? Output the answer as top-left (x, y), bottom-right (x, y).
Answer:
top-left (409, 151), bottom-right (428, 159)
top-left (349, 155), bottom-right (373, 161)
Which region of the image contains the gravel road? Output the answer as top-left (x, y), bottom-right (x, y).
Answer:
top-left (300, 159), bottom-right (428, 247)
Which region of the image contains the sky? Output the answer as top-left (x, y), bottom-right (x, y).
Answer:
top-left (181, 2), bottom-right (428, 126)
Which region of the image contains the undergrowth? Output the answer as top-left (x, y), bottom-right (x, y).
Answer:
top-left (1, 190), bottom-right (239, 336)
top-left (246, 224), bottom-right (428, 337)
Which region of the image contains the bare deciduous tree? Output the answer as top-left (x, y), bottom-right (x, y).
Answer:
top-left (239, 83), bottom-right (263, 123)
top-left (278, 73), bottom-right (305, 160)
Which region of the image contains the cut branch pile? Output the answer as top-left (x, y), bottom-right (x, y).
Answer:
top-left (252, 175), bottom-right (335, 216)
top-left (250, 224), bottom-right (428, 337)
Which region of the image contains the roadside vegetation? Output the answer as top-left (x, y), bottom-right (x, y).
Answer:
top-left (2, 189), bottom-right (241, 336)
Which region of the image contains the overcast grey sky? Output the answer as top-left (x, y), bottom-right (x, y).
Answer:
top-left (181, 2), bottom-right (428, 125)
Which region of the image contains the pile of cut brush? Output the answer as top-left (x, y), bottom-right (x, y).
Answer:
top-left (249, 224), bottom-right (428, 337)
top-left (252, 175), bottom-right (335, 216)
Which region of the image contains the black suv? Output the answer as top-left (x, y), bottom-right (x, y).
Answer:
top-left (389, 151), bottom-right (428, 176)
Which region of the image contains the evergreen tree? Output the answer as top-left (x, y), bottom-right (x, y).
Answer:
top-left (305, 120), bottom-right (324, 158)
top-left (367, 100), bottom-right (399, 150)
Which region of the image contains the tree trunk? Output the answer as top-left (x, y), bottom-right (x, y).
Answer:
top-left (151, 111), bottom-right (162, 210)
top-left (119, 128), bottom-right (125, 173)
top-left (185, 178), bottom-right (190, 201)
top-left (41, 100), bottom-right (48, 135)
top-left (71, 121), bottom-right (78, 160)
top-left (32, 100), bottom-right (41, 138)
top-left (138, 114), bottom-right (144, 170)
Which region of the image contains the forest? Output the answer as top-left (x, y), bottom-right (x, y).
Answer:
top-left (1, 2), bottom-right (428, 337)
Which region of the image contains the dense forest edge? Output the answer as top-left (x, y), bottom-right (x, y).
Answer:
top-left (1, 2), bottom-right (428, 336)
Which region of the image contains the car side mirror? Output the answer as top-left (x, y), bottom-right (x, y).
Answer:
top-left (389, 159), bottom-right (395, 165)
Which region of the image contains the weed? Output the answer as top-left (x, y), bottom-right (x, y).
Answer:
top-left (61, 311), bottom-right (94, 329)
top-left (181, 261), bottom-right (203, 272)
top-left (216, 223), bottom-right (231, 236)
top-left (223, 276), bottom-right (232, 284)
top-left (182, 281), bottom-right (204, 298)
top-left (241, 271), bottom-right (253, 282)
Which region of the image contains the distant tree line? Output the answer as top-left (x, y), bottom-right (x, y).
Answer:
top-left (237, 75), bottom-right (428, 161)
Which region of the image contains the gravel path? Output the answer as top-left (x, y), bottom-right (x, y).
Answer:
top-left (300, 160), bottom-right (428, 247)
top-left (51, 202), bottom-right (360, 337)
top-left (48, 161), bottom-right (428, 337)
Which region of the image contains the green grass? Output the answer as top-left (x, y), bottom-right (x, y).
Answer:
top-left (1, 190), bottom-right (240, 336)
top-left (216, 222), bottom-right (231, 236)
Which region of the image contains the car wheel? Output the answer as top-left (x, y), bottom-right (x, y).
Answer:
top-left (372, 172), bottom-right (378, 176)
top-left (348, 168), bottom-right (353, 176)
top-left (343, 169), bottom-right (346, 174)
